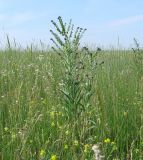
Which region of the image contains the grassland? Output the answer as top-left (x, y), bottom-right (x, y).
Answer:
top-left (0, 47), bottom-right (143, 160)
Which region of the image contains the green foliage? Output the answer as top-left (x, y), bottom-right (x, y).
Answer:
top-left (50, 17), bottom-right (99, 119)
top-left (132, 38), bottom-right (143, 75)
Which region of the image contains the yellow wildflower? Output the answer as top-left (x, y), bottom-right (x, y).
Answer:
top-left (104, 138), bottom-right (110, 143)
top-left (50, 154), bottom-right (57, 160)
top-left (39, 149), bottom-right (46, 158)
top-left (84, 144), bottom-right (90, 153)
top-left (73, 140), bottom-right (79, 146)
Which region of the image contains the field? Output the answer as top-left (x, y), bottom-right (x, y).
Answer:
top-left (0, 48), bottom-right (143, 160)
top-left (0, 18), bottom-right (143, 160)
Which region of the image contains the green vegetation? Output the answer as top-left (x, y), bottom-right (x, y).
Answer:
top-left (0, 17), bottom-right (143, 159)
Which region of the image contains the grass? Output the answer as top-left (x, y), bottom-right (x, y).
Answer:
top-left (0, 18), bottom-right (143, 159)
top-left (0, 48), bottom-right (143, 160)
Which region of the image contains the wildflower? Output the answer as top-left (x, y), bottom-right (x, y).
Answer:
top-left (104, 138), bottom-right (110, 143)
top-left (73, 140), bottom-right (79, 146)
top-left (64, 144), bottom-right (68, 150)
top-left (50, 154), bottom-right (57, 160)
top-left (92, 144), bottom-right (104, 160)
top-left (39, 149), bottom-right (46, 158)
top-left (84, 144), bottom-right (90, 153)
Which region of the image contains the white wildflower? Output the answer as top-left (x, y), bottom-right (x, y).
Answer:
top-left (92, 144), bottom-right (104, 160)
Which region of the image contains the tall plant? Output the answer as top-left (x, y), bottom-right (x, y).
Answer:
top-left (132, 38), bottom-right (143, 148)
top-left (50, 16), bottom-right (100, 119)
top-left (132, 38), bottom-right (143, 76)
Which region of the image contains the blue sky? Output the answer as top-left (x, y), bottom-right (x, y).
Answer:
top-left (0, 0), bottom-right (143, 48)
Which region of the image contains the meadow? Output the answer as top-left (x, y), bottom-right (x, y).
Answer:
top-left (0, 17), bottom-right (143, 160)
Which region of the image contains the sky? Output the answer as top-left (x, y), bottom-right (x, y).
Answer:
top-left (0, 0), bottom-right (143, 48)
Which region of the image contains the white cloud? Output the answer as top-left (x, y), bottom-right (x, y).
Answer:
top-left (107, 15), bottom-right (143, 27)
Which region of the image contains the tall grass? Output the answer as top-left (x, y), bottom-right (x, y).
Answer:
top-left (0, 18), bottom-right (143, 159)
